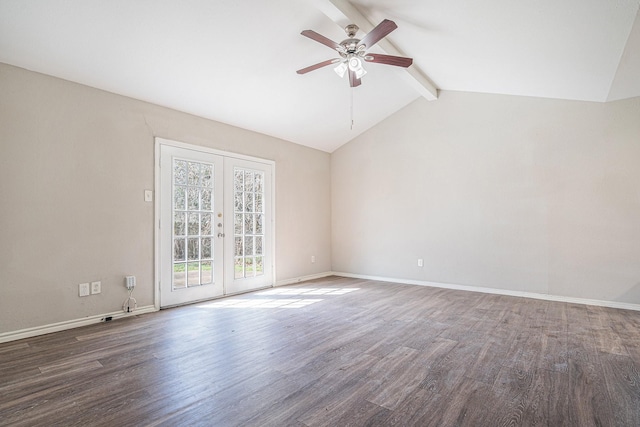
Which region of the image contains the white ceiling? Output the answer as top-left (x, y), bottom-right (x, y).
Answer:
top-left (1, 0), bottom-right (639, 152)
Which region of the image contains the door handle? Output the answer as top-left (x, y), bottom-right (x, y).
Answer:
top-left (218, 233), bottom-right (225, 238)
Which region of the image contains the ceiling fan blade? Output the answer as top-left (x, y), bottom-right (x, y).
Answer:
top-left (357, 19), bottom-right (397, 49)
top-left (364, 53), bottom-right (413, 68)
top-left (348, 69), bottom-right (361, 87)
top-left (301, 30), bottom-right (341, 50)
top-left (296, 59), bottom-right (341, 74)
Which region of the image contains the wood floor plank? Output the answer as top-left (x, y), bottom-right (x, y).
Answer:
top-left (567, 359), bottom-right (616, 427)
top-left (599, 353), bottom-right (640, 427)
top-left (521, 368), bottom-right (571, 426)
top-left (376, 387), bottom-right (443, 426)
top-left (463, 339), bottom-right (504, 384)
top-left (538, 326), bottom-right (569, 372)
top-left (502, 328), bottom-right (544, 373)
top-left (324, 398), bottom-right (390, 427)
top-left (491, 367), bottom-right (535, 426)
top-left (248, 353), bottom-right (380, 426)
top-left (419, 377), bottom-right (495, 426)
top-left (418, 340), bottom-right (479, 394)
top-left (592, 327), bottom-right (630, 356)
top-left (364, 346), bottom-right (425, 410)
top-left (1, 277), bottom-right (640, 426)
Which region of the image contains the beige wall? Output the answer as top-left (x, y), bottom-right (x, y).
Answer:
top-left (3, 60), bottom-right (639, 336)
top-left (332, 91), bottom-right (640, 304)
top-left (0, 63), bottom-right (331, 334)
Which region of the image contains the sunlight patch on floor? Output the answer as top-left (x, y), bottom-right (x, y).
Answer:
top-left (199, 298), bottom-right (323, 309)
top-left (197, 288), bottom-right (360, 309)
top-left (255, 288), bottom-right (360, 296)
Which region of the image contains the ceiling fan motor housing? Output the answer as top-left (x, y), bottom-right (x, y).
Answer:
top-left (339, 24), bottom-right (363, 56)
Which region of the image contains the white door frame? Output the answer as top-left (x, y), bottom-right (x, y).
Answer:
top-left (154, 137), bottom-right (276, 309)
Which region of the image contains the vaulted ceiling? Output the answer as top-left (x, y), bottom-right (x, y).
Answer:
top-left (1, 0), bottom-right (639, 152)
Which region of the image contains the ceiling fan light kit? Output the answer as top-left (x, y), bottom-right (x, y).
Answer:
top-left (296, 19), bottom-right (413, 88)
top-left (334, 61), bottom-right (348, 78)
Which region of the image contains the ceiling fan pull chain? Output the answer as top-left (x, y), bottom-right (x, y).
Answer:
top-left (350, 87), bottom-right (354, 130)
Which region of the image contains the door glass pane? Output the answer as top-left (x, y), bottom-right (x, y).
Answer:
top-left (173, 263), bottom-right (186, 289)
top-left (201, 189), bottom-right (212, 210)
top-left (255, 214), bottom-right (263, 234)
top-left (255, 236), bottom-right (263, 255)
top-left (201, 213), bottom-right (212, 236)
top-left (201, 261), bottom-right (213, 284)
top-left (234, 192), bottom-right (243, 212)
top-left (187, 237), bottom-right (199, 260)
top-left (174, 186), bottom-right (186, 210)
top-left (245, 257), bottom-right (254, 278)
top-left (235, 236), bottom-right (243, 256)
top-left (174, 161), bottom-right (187, 185)
top-left (255, 257), bottom-right (263, 275)
top-left (234, 213), bottom-right (243, 234)
top-left (255, 193), bottom-right (263, 213)
top-left (244, 171), bottom-right (254, 192)
top-left (201, 237), bottom-right (212, 259)
top-left (187, 188), bottom-right (199, 210)
top-left (201, 165), bottom-right (213, 187)
top-left (233, 167), bottom-right (265, 279)
top-left (245, 236), bottom-right (254, 256)
top-left (188, 162), bottom-right (200, 185)
top-left (244, 214), bottom-right (254, 234)
top-left (245, 193), bottom-right (254, 212)
top-left (234, 257), bottom-right (243, 279)
top-left (234, 169), bottom-right (244, 191)
top-left (187, 262), bottom-right (200, 286)
top-left (188, 213), bottom-right (199, 235)
top-left (174, 212), bottom-right (186, 236)
top-left (174, 238), bottom-right (185, 261)
top-left (173, 158), bottom-right (215, 290)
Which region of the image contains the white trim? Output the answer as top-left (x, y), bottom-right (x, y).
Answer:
top-left (155, 137), bottom-right (275, 166)
top-left (270, 165), bottom-right (277, 291)
top-left (332, 272), bottom-right (640, 312)
top-left (154, 137), bottom-right (277, 308)
top-left (154, 141), bottom-right (161, 310)
top-left (0, 306), bottom-right (157, 344)
top-left (275, 271), bottom-right (334, 287)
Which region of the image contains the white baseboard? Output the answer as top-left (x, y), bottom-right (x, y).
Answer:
top-left (332, 272), bottom-right (640, 312)
top-left (1, 272), bottom-right (332, 344)
top-left (0, 305), bottom-right (158, 344)
top-left (275, 271), bottom-right (334, 287)
top-left (6, 271), bottom-right (636, 344)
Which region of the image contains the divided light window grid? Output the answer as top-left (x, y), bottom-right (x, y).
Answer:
top-left (172, 159), bottom-right (214, 289)
top-left (234, 168), bottom-right (265, 279)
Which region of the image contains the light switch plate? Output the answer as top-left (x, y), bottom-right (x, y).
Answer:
top-left (144, 190), bottom-right (153, 202)
top-left (79, 283), bottom-right (90, 297)
top-left (91, 281), bottom-right (101, 295)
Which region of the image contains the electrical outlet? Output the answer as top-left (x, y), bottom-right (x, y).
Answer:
top-left (311, 255), bottom-right (316, 263)
top-left (79, 283), bottom-right (90, 297)
top-left (417, 258), bottom-right (424, 267)
top-left (91, 281), bottom-right (101, 294)
top-left (125, 276), bottom-right (136, 290)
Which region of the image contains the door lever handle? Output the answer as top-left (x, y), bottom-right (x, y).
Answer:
top-left (217, 233), bottom-right (225, 238)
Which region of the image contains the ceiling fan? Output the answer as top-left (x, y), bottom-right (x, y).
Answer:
top-left (296, 19), bottom-right (413, 87)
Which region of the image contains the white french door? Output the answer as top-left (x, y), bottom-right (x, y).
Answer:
top-left (158, 141), bottom-right (273, 307)
top-left (223, 157), bottom-right (273, 295)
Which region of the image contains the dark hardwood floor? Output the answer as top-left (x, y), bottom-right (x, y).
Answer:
top-left (1, 276), bottom-right (640, 426)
